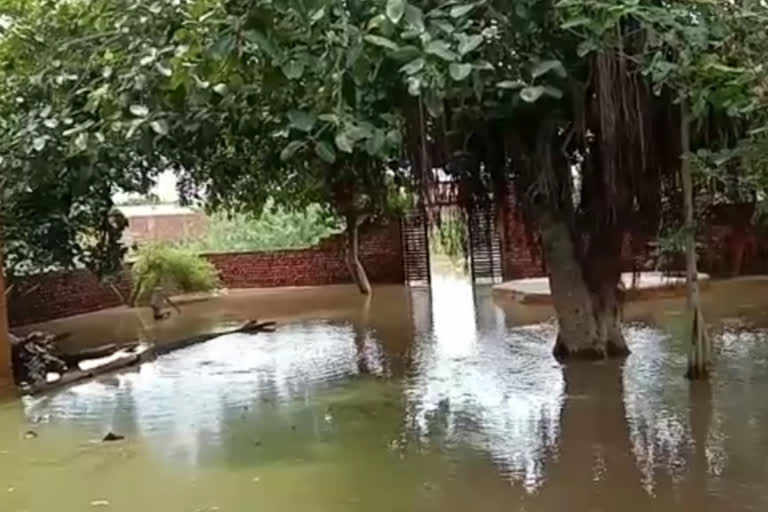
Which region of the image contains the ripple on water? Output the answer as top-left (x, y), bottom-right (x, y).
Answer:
top-left (10, 277), bottom-right (768, 511)
top-left (404, 321), bottom-right (564, 491)
top-left (22, 322), bottom-right (370, 436)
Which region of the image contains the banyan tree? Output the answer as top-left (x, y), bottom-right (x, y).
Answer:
top-left (390, 0), bottom-right (768, 365)
top-left (3, 0), bottom-right (767, 375)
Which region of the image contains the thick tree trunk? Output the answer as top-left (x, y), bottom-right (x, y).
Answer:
top-left (680, 104), bottom-right (710, 380)
top-left (537, 210), bottom-right (629, 360)
top-left (346, 214), bottom-right (372, 296)
top-left (0, 222), bottom-right (12, 389)
top-left (583, 229), bottom-right (630, 358)
top-left (592, 282), bottom-right (629, 357)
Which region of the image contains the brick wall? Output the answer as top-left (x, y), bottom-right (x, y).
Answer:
top-left (500, 194), bottom-right (545, 280)
top-left (6, 221), bottom-right (404, 327)
top-left (204, 221), bottom-right (405, 288)
top-left (497, 196), bottom-right (768, 280)
top-left (7, 270), bottom-right (132, 327)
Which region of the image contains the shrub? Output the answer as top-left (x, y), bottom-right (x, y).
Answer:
top-left (180, 201), bottom-right (342, 253)
top-left (130, 244), bottom-right (220, 305)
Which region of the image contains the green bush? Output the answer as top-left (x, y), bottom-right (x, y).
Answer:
top-left (130, 244), bottom-right (220, 305)
top-left (430, 213), bottom-right (469, 267)
top-left (181, 201), bottom-right (342, 253)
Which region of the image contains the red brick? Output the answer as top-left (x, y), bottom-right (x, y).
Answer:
top-left (7, 222), bottom-right (404, 327)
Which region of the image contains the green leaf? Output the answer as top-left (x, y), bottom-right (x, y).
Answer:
top-left (401, 58), bottom-right (426, 75)
top-left (74, 132), bottom-right (88, 152)
top-left (288, 111), bottom-right (317, 132)
top-left (577, 40), bottom-right (597, 58)
top-left (318, 113), bottom-right (340, 124)
top-left (130, 104), bottom-right (149, 117)
top-left (449, 62), bottom-right (472, 81)
top-left (473, 60), bottom-right (494, 71)
top-left (125, 119), bottom-right (143, 139)
top-left (457, 34), bottom-right (483, 56)
top-left (310, 7), bottom-right (326, 23)
top-left (425, 40), bottom-right (457, 61)
top-left (532, 59), bottom-right (566, 79)
top-left (212, 34), bottom-right (234, 58)
top-left (155, 63), bottom-right (172, 78)
top-left (335, 131), bottom-right (354, 153)
top-left (433, 20), bottom-right (455, 34)
top-left (404, 5), bottom-right (425, 32)
top-left (346, 123), bottom-right (374, 142)
top-left (280, 140), bottom-right (304, 161)
top-left (244, 30), bottom-right (277, 59)
top-left (213, 83), bottom-right (228, 95)
top-left (282, 60), bottom-right (305, 80)
top-left (706, 62), bottom-right (747, 74)
top-left (364, 35), bottom-right (399, 51)
top-left (392, 45), bottom-right (422, 62)
top-left (386, 129), bottom-right (402, 146)
top-left (520, 86), bottom-right (545, 103)
top-left (367, 14), bottom-right (388, 31)
top-left (542, 86), bottom-right (563, 99)
top-left (450, 4), bottom-right (476, 18)
top-left (150, 119), bottom-right (169, 135)
top-left (407, 76), bottom-right (422, 96)
top-left (315, 141), bottom-right (336, 163)
top-left (386, 0), bottom-right (406, 24)
top-left (365, 130), bottom-right (386, 155)
top-left (424, 91), bottom-right (443, 118)
top-left (561, 17), bottom-right (591, 30)
top-left (32, 136), bottom-right (46, 152)
top-left (496, 80), bottom-right (524, 89)
top-left (427, 7), bottom-right (449, 18)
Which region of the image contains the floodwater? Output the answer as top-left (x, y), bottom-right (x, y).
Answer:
top-left (1, 273), bottom-right (768, 512)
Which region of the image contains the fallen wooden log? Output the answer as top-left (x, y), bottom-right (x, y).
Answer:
top-left (20, 319), bottom-right (276, 396)
top-left (154, 319), bottom-right (276, 356)
top-left (23, 346), bottom-right (152, 396)
top-left (59, 343), bottom-right (141, 366)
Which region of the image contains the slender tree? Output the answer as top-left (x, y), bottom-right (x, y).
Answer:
top-left (0, 230), bottom-right (10, 387)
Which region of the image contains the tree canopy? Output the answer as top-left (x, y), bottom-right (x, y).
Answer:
top-left (3, 0), bottom-right (768, 355)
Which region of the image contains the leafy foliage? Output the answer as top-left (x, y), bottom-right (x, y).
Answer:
top-left (0, 0), bottom-right (181, 276)
top-left (429, 213), bottom-right (468, 269)
top-left (130, 244), bottom-right (220, 305)
top-left (4, 0), bottom-right (768, 307)
top-left (181, 202), bottom-right (342, 253)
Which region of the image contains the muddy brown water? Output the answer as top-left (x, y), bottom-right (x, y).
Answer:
top-left (1, 276), bottom-right (768, 511)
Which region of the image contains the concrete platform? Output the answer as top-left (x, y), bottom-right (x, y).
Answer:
top-left (493, 272), bottom-right (710, 304)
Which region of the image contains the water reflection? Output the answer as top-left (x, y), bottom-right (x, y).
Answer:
top-left (2, 276), bottom-right (768, 511)
top-left (22, 322), bottom-right (382, 466)
top-left (405, 274), bottom-right (563, 491)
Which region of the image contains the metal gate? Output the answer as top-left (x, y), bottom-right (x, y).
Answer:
top-left (467, 205), bottom-right (503, 283)
top-left (401, 210), bottom-right (431, 286)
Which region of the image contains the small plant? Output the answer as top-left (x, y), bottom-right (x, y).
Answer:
top-left (430, 213), bottom-right (469, 269)
top-left (180, 201), bottom-right (342, 253)
top-left (129, 244), bottom-right (220, 306)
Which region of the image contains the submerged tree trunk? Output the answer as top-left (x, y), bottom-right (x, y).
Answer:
top-left (681, 104), bottom-right (710, 380)
top-left (537, 210), bottom-right (628, 360)
top-left (346, 214), bottom-right (372, 296)
top-left (0, 222), bottom-right (12, 388)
